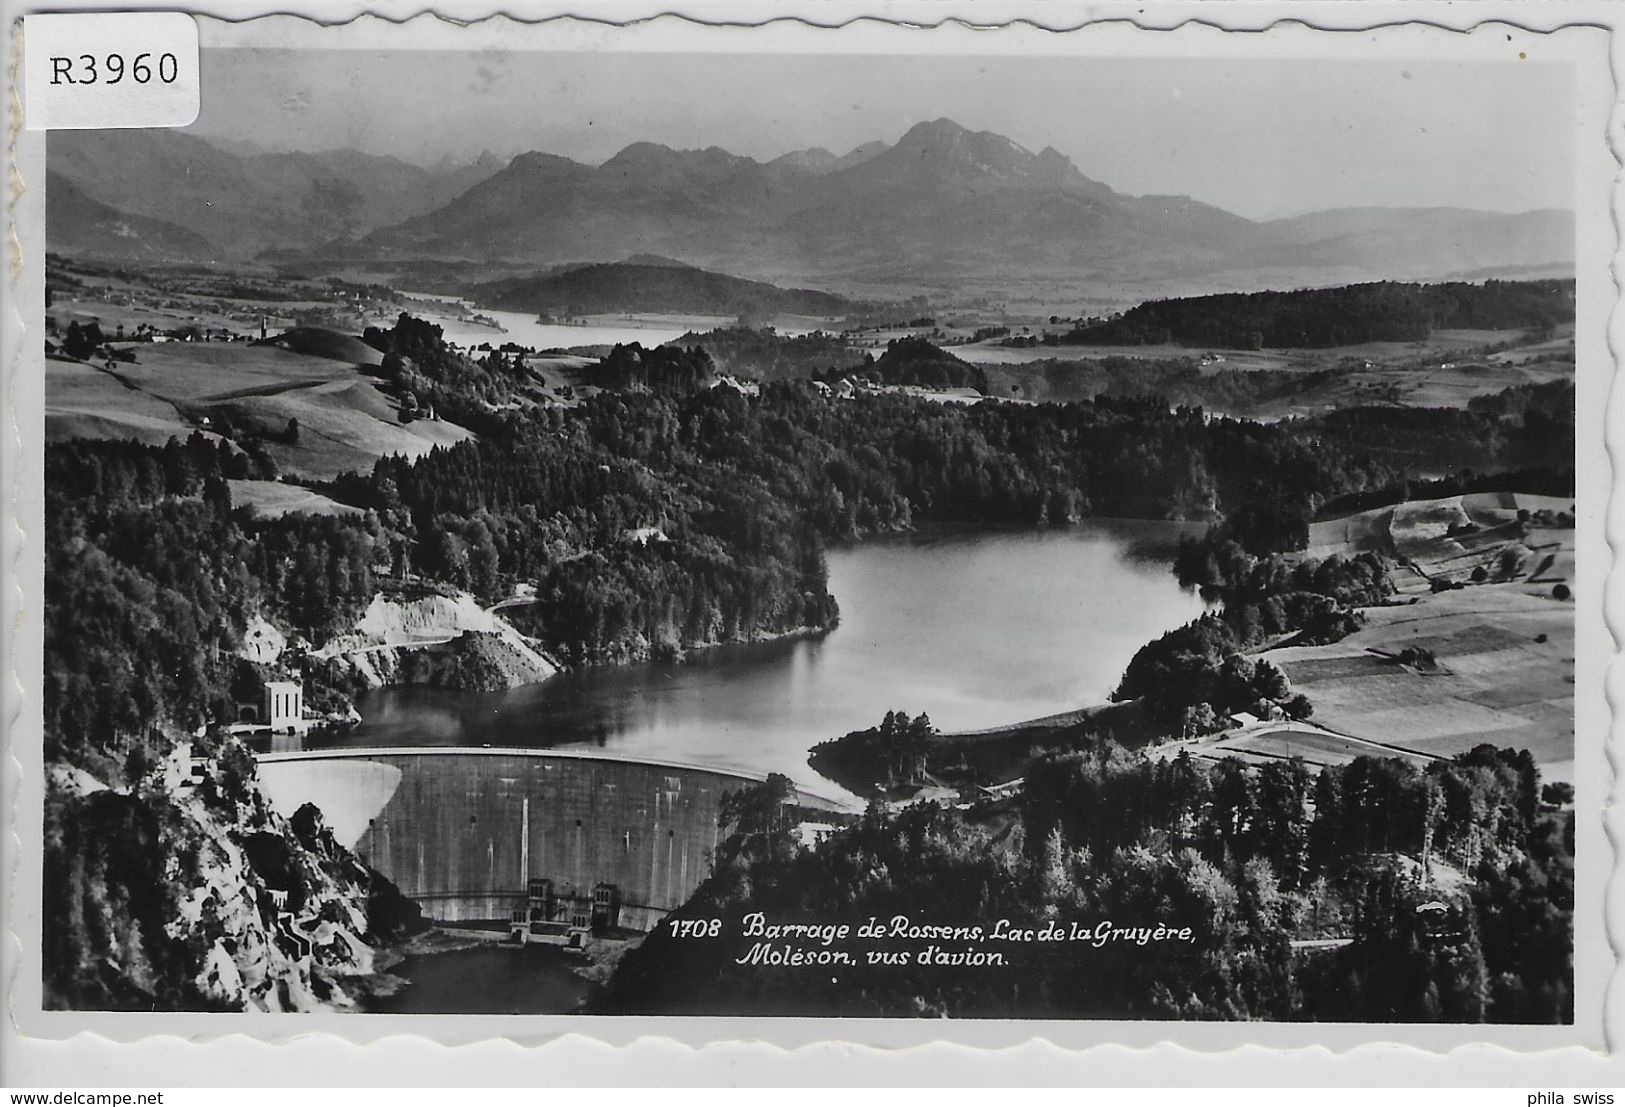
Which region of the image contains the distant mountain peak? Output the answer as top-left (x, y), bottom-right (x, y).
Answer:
top-left (895, 118), bottom-right (1033, 157)
top-left (769, 147), bottom-right (839, 173)
top-left (510, 150), bottom-right (589, 173)
top-left (901, 117), bottom-right (977, 140)
top-left (50, 124), bottom-right (1574, 296)
top-left (841, 140), bottom-right (890, 163)
top-left (772, 142), bottom-right (890, 176)
top-left (846, 118), bottom-right (1091, 192)
top-left (622, 253), bottom-right (694, 269)
top-left (604, 141), bottom-right (752, 168)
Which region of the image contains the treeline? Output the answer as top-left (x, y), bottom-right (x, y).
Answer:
top-left (44, 434), bottom-right (425, 1011)
top-left (47, 319), bottom-right (1569, 737)
top-left (1115, 536), bottom-right (1394, 733)
top-left (984, 355), bottom-right (1344, 409)
top-left (466, 261), bottom-right (854, 319)
top-left (1318, 467), bottom-right (1575, 519)
top-left (1064, 280), bottom-right (1572, 350)
top-left (807, 709), bottom-right (938, 797)
top-left (330, 383), bottom-right (1399, 640)
top-left (586, 343), bottom-right (715, 392)
top-left (362, 313), bottom-right (530, 432)
top-left (44, 435), bottom-right (387, 770)
top-left (664, 327), bottom-right (857, 382)
top-left (851, 336), bottom-right (988, 392)
top-left (49, 323), bottom-right (1419, 748)
top-left (595, 742), bottom-right (1570, 1021)
top-left (1298, 388), bottom-right (1574, 476)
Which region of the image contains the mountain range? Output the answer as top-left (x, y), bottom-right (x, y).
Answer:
top-left (46, 129), bottom-right (506, 258)
top-left (46, 119), bottom-right (1573, 302)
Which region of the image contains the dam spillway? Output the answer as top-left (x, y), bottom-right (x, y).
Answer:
top-left (256, 746), bottom-right (854, 930)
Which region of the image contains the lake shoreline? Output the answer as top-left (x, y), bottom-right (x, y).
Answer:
top-left (337, 525), bottom-right (1211, 803)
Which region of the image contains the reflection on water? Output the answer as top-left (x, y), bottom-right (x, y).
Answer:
top-left (418, 301), bottom-right (821, 353)
top-left (342, 524), bottom-right (1209, 795)
top-left (362, 943), bottom-right (589, 1014)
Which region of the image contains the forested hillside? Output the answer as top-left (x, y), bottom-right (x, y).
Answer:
top-left (49, 316), bottom-right (1574, 718)
top-left (596, 743), bottom-right (1571, 1021)
top-left (43, 312), bottom-right (1575, 1011)
top-left (664, 327), bottom-right (858, 381)
top-left (1066, 280), bottom-right (1573, 349)
top-left (467, 261), bottom-right (854, 319)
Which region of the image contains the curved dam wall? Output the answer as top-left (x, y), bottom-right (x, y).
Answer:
top-left (256, 747), bottom-right (845, 930)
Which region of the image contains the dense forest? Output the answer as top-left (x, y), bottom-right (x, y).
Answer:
top-left (46, 317), bottom-right (1575, 739)
top-left (1065, 280), bottom-right (1573, 349)
top-left (1116, 537), bottom-right (1394, 734)
top-left (595, 742), bottom-right (1571, 1021)
top-left (43, 305), bottom-right (1576, 1014)
top-left (845, 336), bottom-right (989, 392)
top-left (43, 432), bottom-right (428, 1009)
top-left (666, 326), bottom-right (858, 382)
top-left (45, 435), bottom-right (387, 765)
top-left (322, 382), bottom-right (1417, 663)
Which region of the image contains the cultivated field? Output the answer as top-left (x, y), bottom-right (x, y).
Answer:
top-left (1186, 724), bottom-right (1433, 771)
top-left (1165, 493), bottom-right (1576, 781)
top-left (45, 333), bottom-right (472, 480)
top-left (227, 479), bottom-right (362, 518)
top-left (1272, 582), bottom-right (1573, 774)
top-left (45, 355), bottom-right (211, 446)
top-left (964, 325), bottom-right (1573, 418)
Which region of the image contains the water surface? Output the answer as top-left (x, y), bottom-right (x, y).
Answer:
top-left (414, 299), bottom-right (821, 352)
top-left (345, 525), bottom-right (1208, 797)
top-left (362, 943), bottom-right (588, 1014)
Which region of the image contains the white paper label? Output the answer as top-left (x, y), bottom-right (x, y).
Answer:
top-left (23, 12), bottom-right (200, 130)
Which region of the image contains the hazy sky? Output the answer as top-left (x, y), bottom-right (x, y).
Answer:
top-left (190, 49), bottom-right (1573, 219)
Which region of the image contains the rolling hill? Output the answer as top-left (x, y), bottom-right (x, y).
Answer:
top-left (45, 172), bottom-right (211, 260)
top-left (466, 260), bottom-right (855, 318)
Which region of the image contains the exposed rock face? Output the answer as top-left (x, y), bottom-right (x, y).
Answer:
top-left (43, 736), bottom-right (426, 1011)
top-left (318, 591), bottom-right (558, 692)
top-left (238, 616), bottom-right (288, 666)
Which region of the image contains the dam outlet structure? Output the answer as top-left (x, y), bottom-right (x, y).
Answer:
top-left (255, 746), bottom-right (854, 932)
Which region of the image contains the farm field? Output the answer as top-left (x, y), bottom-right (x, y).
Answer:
top-left (45, 332), bottom-right (472, 480)
top-left (1183, 495), bottom-right (1577, 781)
top-left (1187, 725), bottom-right (1435, 770)
top-left (45, 355), bottom-right (209, 446)
top-left (1271, 581), bottom-right (1574, 776)
top-left (1306, 493), bottom-right (1575, 586)
top-left (227, 479), bottom-right (362, 518)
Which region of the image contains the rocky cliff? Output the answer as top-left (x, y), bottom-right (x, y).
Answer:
top-left (43, 735), bottom-right (426, 1011)
top-left (317, 591), bottom-right (558, 692)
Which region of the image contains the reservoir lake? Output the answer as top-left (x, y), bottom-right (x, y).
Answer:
top-left (343, 524), bottom-right (1209, 800)
top-left (415, 300), bottom-right (826, 352)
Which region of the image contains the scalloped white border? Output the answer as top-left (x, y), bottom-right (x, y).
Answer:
top-left (2, 1), bottom-right (1620, 1085)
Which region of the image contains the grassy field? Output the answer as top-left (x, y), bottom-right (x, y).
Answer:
top-left (958, 325), bottom-right (1573, 418)
top-left (227, 479), bottom-right (362, 518)
top-left (1175, 494), bottom-right (1577, 780)
top-left (45, 355), bottom-right (209, 446)
top-left (45, 334), bottom-right (472, 480)
top-left (1183, 725), bottom-right (1434, 771)
top-left (1271, 582), bottom-right (1573, 774)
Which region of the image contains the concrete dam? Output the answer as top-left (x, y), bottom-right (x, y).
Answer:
top-left (256, 747), bottom-right (855, 931)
